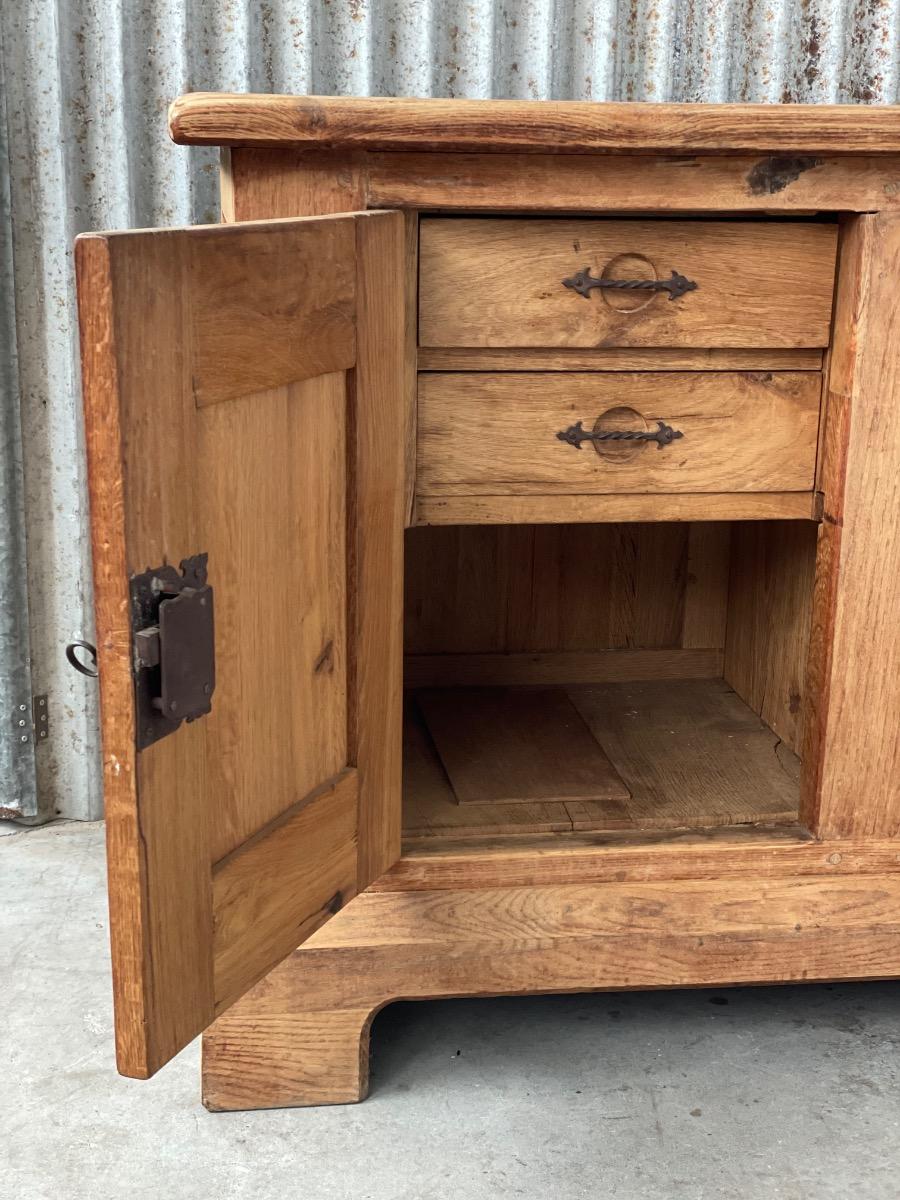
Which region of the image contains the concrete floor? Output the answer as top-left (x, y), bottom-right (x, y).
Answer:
top-left (3, 821), bottom-right (899, 1200)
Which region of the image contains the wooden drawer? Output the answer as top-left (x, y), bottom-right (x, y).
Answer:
top-left (418, 219), bottom-right (838, 350)
top-left (417, 372), bottom-right (821, 496)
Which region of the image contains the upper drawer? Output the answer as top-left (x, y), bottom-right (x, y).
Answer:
top-left (418, 219), bottom-right (838, 350)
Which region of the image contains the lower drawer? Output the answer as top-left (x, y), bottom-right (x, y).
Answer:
top-left (417, 372), bottom-right (821, 496)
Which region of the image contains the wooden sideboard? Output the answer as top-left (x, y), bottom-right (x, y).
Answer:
top-left (75, 94), bottom-right (900, 1111)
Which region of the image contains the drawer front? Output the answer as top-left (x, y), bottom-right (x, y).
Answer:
top-left (417, 372), bottom-right (821, 496)
top-left (418, 219), bottom-right (838, 350)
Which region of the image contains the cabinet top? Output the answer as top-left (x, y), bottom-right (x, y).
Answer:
top-left (169, 92), bottom-right (900, 155)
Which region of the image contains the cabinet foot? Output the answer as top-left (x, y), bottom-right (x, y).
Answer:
top-left (203, 999), bottom-right (380, 1112)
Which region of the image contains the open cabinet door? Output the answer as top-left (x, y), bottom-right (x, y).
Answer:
top-left (76, 211), bottom-right (405, 1078)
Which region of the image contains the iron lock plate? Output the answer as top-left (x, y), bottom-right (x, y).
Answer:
top-left (130, 553), bottom-right (215, 750)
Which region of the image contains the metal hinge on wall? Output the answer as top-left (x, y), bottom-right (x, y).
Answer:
top-left (10, 694), bottom-right (50, 747)
top-left (131, 553), bottom-right (216, 750)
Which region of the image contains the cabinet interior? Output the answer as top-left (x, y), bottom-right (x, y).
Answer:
top-left (401, 520), bottom-right (817, 842)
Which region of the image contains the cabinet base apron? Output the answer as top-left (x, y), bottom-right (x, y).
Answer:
top-left (202, 868), bottom-right (900, 1111)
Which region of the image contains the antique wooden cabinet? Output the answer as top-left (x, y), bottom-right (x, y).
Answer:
top-left (76, 94), bottom-right (900, 1112)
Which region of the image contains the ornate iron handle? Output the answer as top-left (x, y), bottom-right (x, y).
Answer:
top-left (557, 420), bottom-right (684, 450)
top-left (563, 267), bottom-right (698, 301)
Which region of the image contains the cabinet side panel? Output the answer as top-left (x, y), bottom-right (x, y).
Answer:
top-left (804, 213), bottom-right (900, 837)
top-left (724, 522), bottom-right (817, 755)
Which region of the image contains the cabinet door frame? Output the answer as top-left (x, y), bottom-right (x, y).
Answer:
top-left (77, 210), bottom-right (406, 1078)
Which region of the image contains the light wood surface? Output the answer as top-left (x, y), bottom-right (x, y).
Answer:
top-left (419, 220), bottom-right (837, 349)
top-left (418, 347), bottom-right (824, 372)
top-left (405, 649), bottom-right (724, 689)
top-left (205, 1004), bottom-right (377, 1111)
top-left (403, 680), bottom-right (799, 840)
top-left (202, 869), bottom-right (900, 1109)
top-left (221, 148), bottom-right (367, 221)
top-left (222, 146), bottom-right (900, 218)
top-left (76, 211), bottom-right (406, 1078)
top-left (382, 826), bottom-right (900, 891)
top-left (803, 213), bottom-right (900, 838)
top-left (170, 94), bottom-right (900, 155)
top-left (189, 219), bottom-right (356, 404)
top-left (682, 523), bottom-right (731, 650)
top-left (352, 213), bottom-right (407, 880)
top-left (417, 372), bottom-right (821, 496)
top-left (404, 523), bottom-right (698, 658)
top-left (198, 370), bottom-right (350, 863)
top-left (416, 688), bottom-right (631, 806)
top-left (415, 492), bottom-right (819, 525)
top-left (725, 521), bottom-right (817, 755)
top-left (570, 679), bottom-right (799, 828)
top-left (402, 702), bottom-right (633, 839)
top-left (212, 770), bottom-right (358, 1013)
top-left (77, 230), bottom-right (215, 1080)
top-left (365, 151), bottom-right (900, 214)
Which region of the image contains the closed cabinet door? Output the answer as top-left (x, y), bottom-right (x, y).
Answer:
top-left (76, 211), bottom-right (406, 1077)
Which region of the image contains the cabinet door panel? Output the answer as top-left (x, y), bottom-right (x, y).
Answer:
top-left (76, 211), bottom-right (405, 1077)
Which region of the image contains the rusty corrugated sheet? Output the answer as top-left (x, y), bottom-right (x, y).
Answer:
top-left (1, 0), bottom-right (898, 820)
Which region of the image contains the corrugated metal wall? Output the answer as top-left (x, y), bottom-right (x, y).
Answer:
top-left (2, 1), bottom-right (899, 821)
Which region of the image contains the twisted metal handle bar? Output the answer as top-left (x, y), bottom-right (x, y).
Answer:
top-left (563, 267), bottom-right (698, 301)
top-left (557, 420), bottom-right (684, 450)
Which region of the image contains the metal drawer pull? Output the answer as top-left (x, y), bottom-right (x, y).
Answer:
top-left (557, 420), bottom-right (684, 450)
top-left (563, 267), bottom-right (698, 301)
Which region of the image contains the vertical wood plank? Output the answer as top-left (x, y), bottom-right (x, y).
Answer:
top-left (724, 522), bottom-right (817, 754)
top-left (354, 211), bottom-right (406, 882)
top-left (803, 213), bottom-right (900, 837)
top-left (682, 523), bottom-right (731, 649)
top-left (77, 232), bottom-right (216, 1078)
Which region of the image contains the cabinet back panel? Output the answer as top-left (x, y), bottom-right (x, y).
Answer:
top-left (404, 523), bottom-right (706, 656)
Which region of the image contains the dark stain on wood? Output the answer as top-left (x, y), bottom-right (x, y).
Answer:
top-left (314, 640), bottom-right (334, 674)
top-left (747, 155), bottom-right (823, 195)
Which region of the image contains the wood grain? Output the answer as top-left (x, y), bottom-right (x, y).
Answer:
top-left (417, 688), bottom-right (631, 806)
top-left (725, 521), bottom-right (817, 755)
top-left (803, 213), bottom-right (900, 838)
top-left (220, 148), bottom-right (368, 221)
top-left (419, 220), bottom-right (837, 349)
top-left (417, 372), bottom-right (821, 496)
top-left (204, 1004), bottom-right (378, 1111)
top-left (352, 212), bottom-right (407, 881)
top-left (76, 212), bottom-right (406, 1078)
top-left (403, 680), bottom-right (798, 840)
top-left (682, 524), bottom-right (731, 650)
top-left (212, 770), bottom-right (358, 1013)
top-left (188, 219), bottom-right (356, 404)
top-left (418, 347), bottom-right (824, 372)
top-left (569, 679), bottom-right (799, 828)
top-left (221, 145), bottom-right (900, 218)
top-left (404, 524), bottom-right (693, 659)
top-left (404, 649), bottom-right (723, 689)
top-left (76, 232), bottom-right (214, 1079)
top-left (403, 710), bottom-right (583, 838)
top-left (169, 94), bottom-right (900, 155)
top-left (365, 151), bottom-right (900, 214)
top-left (381, 826), bottom-right (900, 891)
top-left (415, 492), bottom-right (819, 525)
top-left (198, 373), bottom-right (349, 862)
top-left (402, 702), bottom-right (632, 839)
top-left (202, 870), bottom-right (900, 1108)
